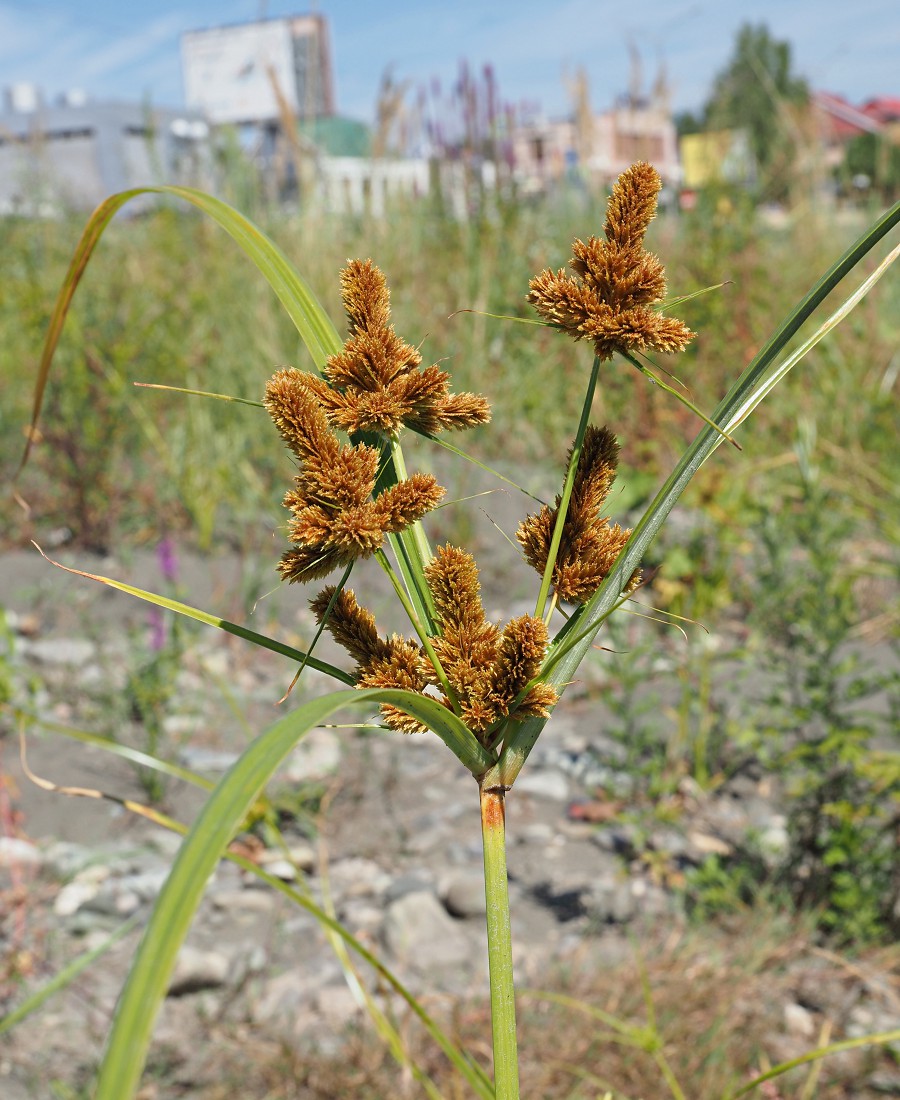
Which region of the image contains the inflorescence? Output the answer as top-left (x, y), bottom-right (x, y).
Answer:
top-left (310, 546), bottom-right (557, 740)
top-left (264, 169), bottom-right (692, 735)
top-left (527, 161), bottom-right (695, 362)
top-left (517, 426), bottom-right (639, 603)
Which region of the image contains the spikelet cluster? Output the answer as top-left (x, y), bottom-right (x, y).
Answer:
top-left (426, 545), bottom-right (557, 735)
top-left (527, 162), bottom-right (695, 361)
top-left (264, 368), bottom-right (443, 583)
top-left (311, 546), bottom-right (557, 738)
top-left (310, 587), bottom-right (430, 733)
top-left (301, 258), bottom-right (491, 437)
top-left (517, 426), bottom-right (638, 604)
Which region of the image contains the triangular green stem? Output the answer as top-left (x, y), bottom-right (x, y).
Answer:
top-left (480, 784), bottom-right (519, 1099)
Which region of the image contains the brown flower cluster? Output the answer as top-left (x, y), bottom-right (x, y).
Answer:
top-left (264, 368), bottom-right (443, 583)
top-left (527, 162), bottom-right (695, 361)
top-left (311, 545), bottom-right (557, 738)
top-left (310, 587), bottom-right (430, 734)
top-left (302, 258), bottom-right (491, 437)
top-left (517, 426), bottom-right (637, 604)
top-left (426, 545), bottom-right (557, 734)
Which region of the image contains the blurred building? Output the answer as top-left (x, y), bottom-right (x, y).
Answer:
top-left (510, 62), bottom-right (680, 194)
top-left (811, 91), bottom-right (884, 171)
top-left (680, 130), bottom-right (756, 189)
top-left (181, 15), bottom-right (335, 126)
top-left (0, 86), bottom-right (210, 215)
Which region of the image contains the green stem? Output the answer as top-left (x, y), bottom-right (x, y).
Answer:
top-left (374, 549), bottom-right (461, 715)
top-left (480, 784), bottom-right (519, 1100)
top-left (534, 354), bottom-right (602, 619)
top-left (365, 431), bottom-right (435, 633)
top-left (388, 434), bottom-right (439, 632)
top-left (390, 434), bottom-right (435, 570)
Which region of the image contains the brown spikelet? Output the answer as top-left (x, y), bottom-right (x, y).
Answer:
top-left (264, 369), bottom-right (341, 464)
top-left (265, 367), bottom-right (444, 584)
top-left (527, 162), bottom-right (695, 361)
top-left (309, 587), bottom-right (386, 666)
top-left (517, 425), bottom-right (635, 604)
top-left (491, 615), bottom-right (558, 721)
top-left (310, 586), bottom-right (431, 733)
top-left (426, 546), bottom-right (500, 733)
top-left (424, 546), bottom-right (555, 735)
top-left (319, 258), bottom-right (491, 436)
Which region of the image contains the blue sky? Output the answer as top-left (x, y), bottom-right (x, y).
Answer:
top-left (1, 0), bottom-right (898, 122)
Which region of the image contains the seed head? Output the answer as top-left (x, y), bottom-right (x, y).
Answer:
top-left (517, 426), bottom-right (639, 603)
top-left (310, 258), bottom-right (491, 436)
top-left (310, 586), bottom-right (430, 733)
top-left (265, 368), bottom-right (444, 583)
top-left (426, 545), bottom-right (557, 734)
top-left (527, 162), bottom-right (695, 361)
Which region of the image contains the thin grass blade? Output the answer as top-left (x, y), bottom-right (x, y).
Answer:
top-left (18, 184), bottom-right (342, 474)
top-left (32, 543), bottom-right (356, 685)
top-left (0, 916), bottom-right (140, 1036)
top-left (9, 707), bottom-right (214, 790)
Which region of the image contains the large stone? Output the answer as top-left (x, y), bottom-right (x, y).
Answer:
top-left (383, 890), bottom-right (471, 968)
top-left (283, 728), bottom-right (341, 782)
top-left (168, 946), bottom-right (231, 996)
top-left (515, 769), bottom-right (570, 801)
top-left (23, 637), bottom-right (96, 666)
top-left (0, 837), bottom-right (42, 868)
top-left (441, 872), bottom-right (487, 919)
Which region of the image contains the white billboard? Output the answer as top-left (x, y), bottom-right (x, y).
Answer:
top-left (182, 21), bottom-right (297, 125)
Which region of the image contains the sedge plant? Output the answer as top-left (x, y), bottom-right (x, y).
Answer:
top-left (13, 163), bottom-right (900, 1099)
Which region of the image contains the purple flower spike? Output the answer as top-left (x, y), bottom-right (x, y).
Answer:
top-left (157, 536), bottom-right (178, 584)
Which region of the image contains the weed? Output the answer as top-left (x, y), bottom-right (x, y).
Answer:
top-left (739, 428), bottom-right (900, 943)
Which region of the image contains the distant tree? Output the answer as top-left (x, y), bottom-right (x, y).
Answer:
top-left (703, 23), bottom-right (809, 196)
top-left (674, 109), bottom-right (704, 137)
top-left (843, 132), bottom-right (900, 202)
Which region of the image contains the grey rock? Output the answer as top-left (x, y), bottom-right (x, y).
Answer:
top-left (42, 841), bottom-right (96, 879)
top-left (330, 857), bottom-right (391, 898)
top-left (118, 867), bottom-right (170, 902)
top-left (283, 728), bottom-right (341, 782)
top-left (869, 1070), bottom-right (900, 1095)
top-left (77, 863), bottom-right (170, 917)
top-left (579, 764), bottom-right (635, 798)
top-left (340, 899), bottom-right (384, 932)
top-left (585, 874), bottom-right (636, 924)
top-left (0, 837), bottom-right (42, 868)
top-left (162, 714), bottom-right (203, 739)
top-left (783, 1001), bottom-right (816, 1038)
top-left (590, 825), bottom-right (640, 859)
top-left (23, 637), bottom-right (96, 666)
top-left (383, 890), bottom-right (471, 968)
top-left (178, 746), bottom-right (241, 772)
top-left (441, 872), bottom-right (487, 919)
top-left (518, 822), bottom-right (555, 844)
top-left (258, 858), bottom-right (299, 881)
top-left (148, 830), bottom-right (185, 859)
top-left (384, 870), bottom-right (435, 903)
top-left (649, 828), bottom-right (692, 859)
top-left (515, 769), bottom-right (570, 801)
top-left (168, 945), bottom-right (231, 996)
top-left (54, 879), bottom-right (101, 917)
top-left (211, 887), bottom-right (278, 913)
top-left (848, 1004), bottom-right (900, 1056)
top-left (315, 984), bottom-right (362, 1027)
top-left (251, 967), bottom-right (309, 1025)
top-left (758, 815), bottom-right (790, 865)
